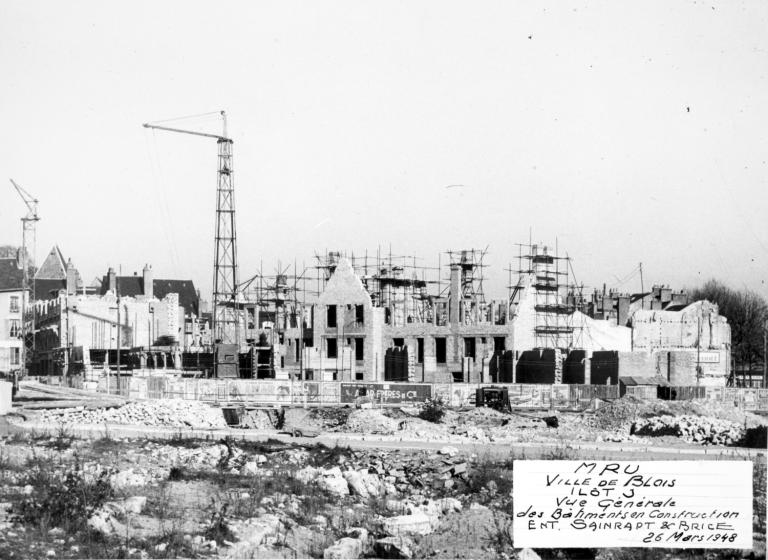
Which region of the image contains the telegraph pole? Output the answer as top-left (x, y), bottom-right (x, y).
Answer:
top-left (763, 319), bottom-right (768, 389)
top-left (116, 277), bottom-right (121, 394)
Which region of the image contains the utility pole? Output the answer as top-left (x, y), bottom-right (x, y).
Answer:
top-left (143, 112), bottom-right (240, 365)
top-left (696, 314), bottom-right (701, 385)
top-left (116, 277), bottom-right (121, 394)
top-left (10, 179), bottom-right (39, 378)
top-left (639, 262), bottom-right (644, 309)
top-left (760, 332), bottom-right (766, 388)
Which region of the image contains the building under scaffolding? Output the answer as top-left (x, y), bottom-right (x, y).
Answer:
top-left (230, 242), bottom-right (729, 388)
top-left (509, 243), bottom-right (578, 350)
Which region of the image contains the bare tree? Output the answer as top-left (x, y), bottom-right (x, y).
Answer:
top-left (690, 280), bottom-right (768, 375)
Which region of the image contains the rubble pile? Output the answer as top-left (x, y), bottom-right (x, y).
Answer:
top-left (580, 397), bottom-right (643, 432)
top-left (299, 446), bottom-right (470, 495)
top-left (38, 399), bottom-right (228, 429)
top-left (453, 407), bottom-right (509, 427)
top-left (634, 415), bottom-right (745, 445)
top-left (307, 407), bottom-right (352, 431)
top-left (344, 409), bottom-right (400, 435)
top-left (173, 443), bottom-right (244, 469)
top-left (238, 409), bottom-right (275, 430)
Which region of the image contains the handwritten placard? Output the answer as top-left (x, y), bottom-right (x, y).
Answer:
top-left (513, 461), bottom-right (753, 549)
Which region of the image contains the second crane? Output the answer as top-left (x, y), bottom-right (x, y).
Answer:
top-left (143, 111), bottom-right (241, 355)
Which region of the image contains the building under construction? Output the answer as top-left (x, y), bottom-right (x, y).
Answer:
top-left (241, 245), bottom-right (589, 383)
top-left (239, 242), bottom-right (731, 387)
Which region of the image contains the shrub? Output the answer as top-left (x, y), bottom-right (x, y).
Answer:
top-left (204, 498), bottom-right (236, 545)
top-left (418, 396), bottom-right (447, 423)
top-left (13, 459), bottom-right (114, 533)
top-left (740, 425), bottom-right (767, 449)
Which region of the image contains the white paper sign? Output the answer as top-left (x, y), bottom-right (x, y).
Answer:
top-left (513, 460), bottom-right (753, 549)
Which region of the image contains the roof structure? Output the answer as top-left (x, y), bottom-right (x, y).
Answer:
top-left (35, 245), bottom-right (67, 280)
top-left (0, 258), bottom-right (23, 292)
top-left (98, 275), bottom-right (199, 315)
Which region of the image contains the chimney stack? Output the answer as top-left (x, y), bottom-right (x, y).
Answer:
top-left (143, 264), bottom-right (153, 299)
top-left (449, 263), bottom-right (461, 326)
top-left (108, 267), bottom-right (116, 293)
top-left (66, 259), bottom-right (77, 296)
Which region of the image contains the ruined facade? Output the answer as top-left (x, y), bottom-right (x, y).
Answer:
top-left (31, 264), bottom-right (202, 376)
top-left (628, 300), bottom-right (731, 385)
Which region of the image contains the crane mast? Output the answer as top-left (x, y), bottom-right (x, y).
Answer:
top-left (9, 179), bottom-right (40, 377)
top-left (142, 112), bottom-right (241, 360)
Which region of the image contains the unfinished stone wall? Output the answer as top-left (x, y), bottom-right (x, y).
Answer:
top-left (631, 301), bottom-right (730, 352)
top-left (618, 351), bottom-right (664, 378)
top-left (510, 274), bottom-right (537, 352)
top-left (667, 349), bottom-right (729, 386)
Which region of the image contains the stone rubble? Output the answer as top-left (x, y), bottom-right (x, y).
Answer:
top-left (296, 447), bottom-right (471, 497)
top-left (344, 409), bottom-right (400, 434)
top-left (323, 527), bottom-right (370, 559)
top-left (374, 535), bottom-right (416, 559)
top-left (633, 414), bottom-right (745, 445)
top-left (38, 399), bottom-right (228, 429)
top-left (223, 514), bottom-right (283, 558)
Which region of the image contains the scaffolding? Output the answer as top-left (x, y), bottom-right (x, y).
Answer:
top-left (240, 262), bottom-right (310, 336)
top-left (307, 249), bottom-right (442, 326)
top-left (445, 248), bottom-right (496, 325)
top-left (510, 242), bottom-right (581, 350)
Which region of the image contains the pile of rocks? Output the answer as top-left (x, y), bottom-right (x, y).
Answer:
top-left (634, 414), bottom-right (745, 445)
top-left (298, 446), bottom-right (470, 497)
top-left (581, 397), bottom-right (642, 432)
top-left (343, 409), bottom-right (400, 434)
top-left (39, 399), bottom-right (228, 429)
top-left (322, 499), bottom-right (463, 559)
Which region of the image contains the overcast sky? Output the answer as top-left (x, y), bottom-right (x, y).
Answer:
top-left (1, 1), bottom-right (766, 301)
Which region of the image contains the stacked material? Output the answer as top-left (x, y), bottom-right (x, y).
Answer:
top-left (39, 399), bottom-right (227, 429)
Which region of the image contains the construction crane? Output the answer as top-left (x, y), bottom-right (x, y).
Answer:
top-left (9, 179), bottom-right (40, 378)
top-left (142, 111), bottom-right (241, 362)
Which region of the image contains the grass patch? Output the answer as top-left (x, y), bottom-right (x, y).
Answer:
top-left (203, 497), bottom-right (236, 546)
top-left (141, 432), bottom-right (215, 449)
top-left (12, 457), bottom-right (114, 535)
top-left (540, 443), bottom-right (577, 460)
top-left (235, 437), bottom-right (299, 455)
top-left (465, 454), bottom-right (514, 506)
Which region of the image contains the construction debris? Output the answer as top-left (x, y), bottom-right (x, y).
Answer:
top-left (634, 415), bottom-right (745, 446)
top-left (37, 399), bottom-right (228, 429)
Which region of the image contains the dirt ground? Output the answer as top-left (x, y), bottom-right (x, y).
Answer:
top-left (1, 384), bottom-right (765, 559)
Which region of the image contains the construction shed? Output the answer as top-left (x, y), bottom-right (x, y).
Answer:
top-left (619, 375), bottom-right (669, 399)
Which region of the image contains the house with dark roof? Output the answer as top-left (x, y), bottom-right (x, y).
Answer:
top-left (30, 263), bottom-right (204, 376)
top-left (0, 258), bottom-right (26, 374)
top-left (98, 266), bottom-right (199, 316)
top-left (32, 245), bottom-right (99, 300)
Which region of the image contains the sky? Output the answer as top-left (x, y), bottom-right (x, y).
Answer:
top-left (1, 1), bottom-right (766, 302)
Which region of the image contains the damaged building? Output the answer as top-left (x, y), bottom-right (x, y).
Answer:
top-left (31, 261), bottom-right (203, 376)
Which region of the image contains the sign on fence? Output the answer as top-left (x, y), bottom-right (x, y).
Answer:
top-left (339, 382), bottom-right (432, 404)
top-left (105, 376), bottom-right (768, 411)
